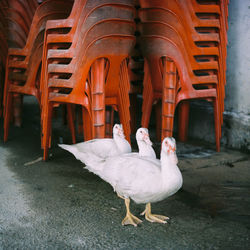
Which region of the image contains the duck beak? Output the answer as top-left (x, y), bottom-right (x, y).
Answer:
top-left (118, 128), bottom-right (125, 138)
top-left (167, 146), bottom-right (178, 164)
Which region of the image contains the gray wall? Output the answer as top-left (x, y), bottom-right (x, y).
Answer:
top-left (226, 0), bottom-right (250, 114)
top-left (187, 0), bottom-right (250, 152)
top-left (223, 0), bottom-right (250, 151)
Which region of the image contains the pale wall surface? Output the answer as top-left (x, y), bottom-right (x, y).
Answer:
top-left (222, 0), bottom-right (250, 151)
top-left (226, 0), bottom-right (250, 114)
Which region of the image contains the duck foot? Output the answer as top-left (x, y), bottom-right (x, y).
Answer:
top-left (141, 203), bottom-right (169, 224)
top-left (122, 198), bottom-right (142, 227)
top-left (122, 213), bottom-right (142, 227)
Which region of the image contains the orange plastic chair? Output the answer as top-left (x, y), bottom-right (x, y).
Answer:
top-left (3, 0), bottom-right (73, 142)
top-left (138, 0), bottom-right (228, 145)
top-left (140, 35), bottom-right (221, 151)
top-left (0, 0), bottom-right (38, 119)
top-left (41, 34), bottom-right (135, 160)
top-left (138, 0), bottom-right (228, 143)
top-left (138, 20), bottom-right (222, 140)
top-left (176, 0), bottom-right (228, 122)
top-left (138, 6), bottom-right (223, 127)
top-left (138, 1), bottom-right (227, 105)
top-left (40, 0), bottom-right (136, 159)
top-left (138, 7), bottom-right (224, 131)
top-left (1, 0), bottom-right (38, 47)
top-left (40, 0), bottom-right (136, 139)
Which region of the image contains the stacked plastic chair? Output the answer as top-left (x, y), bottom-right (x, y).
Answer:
top-left (0, 0), bottom-right (38, 48)
top-left (138, 0), bottom-right (229, 151)
top-left (0, 0), bottom-right (38, 117)
top-left (40, 0), bottom-right (136, 160)
top-left (3, 0), bottom-right (74, 142)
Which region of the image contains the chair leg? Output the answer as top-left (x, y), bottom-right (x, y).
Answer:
top-left (77, 105), bottom-right (83, 135)
top-left (141, 91), bottom-right (153, 128)
top-left (141, 61), bottom-right (154, 128)
top-left (4, 92), bottom-right (13, 142)
top-left (13, 94), bottom-right (23, 127)
top-left (82, 106), bottom-right (92, 141)
top-left (178, 100), bottom-right (190, 142)
top-left (91, 58), bottom-right (105, 139)
top-left (66, 104), bottom-right (76, 144)
top-left (118, 60), bottom-right (131, 143)
top-left (118, 100), bottom-right (131, 143)
top-left (105, 107), bottom-right (114, 138)
top-left (42, 103), bottom-right (53, 161)
top-left (0, 66), bottom-right (4, 117)
top-left (161, 58), bottom-right (177, 141)
top-left (213, 98), bottom-right (221, 152)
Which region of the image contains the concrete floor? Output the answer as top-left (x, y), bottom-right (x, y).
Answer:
top-left (0, 97), bottom-right (249, 249)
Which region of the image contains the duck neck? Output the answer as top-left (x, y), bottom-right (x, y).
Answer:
top-left (160, 151), bottom-right (177, 176)
top-left (138, 140), bottom-right (156, 158)
top-left (114, 134), bottom-right (130, 153)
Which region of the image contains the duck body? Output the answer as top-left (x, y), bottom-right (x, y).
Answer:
top-left (59, 124), bottom-right (131, 161)
top-left (61, 137), bottom-right (131, 159)
top-left (60, 127), bottom-right (181, 226)
top-left (86, 152), bottom-right (182, 204)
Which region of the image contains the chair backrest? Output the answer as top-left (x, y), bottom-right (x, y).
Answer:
top-left (139, 8), bottom-right (220, 43)
top-left (139, 0), bottom-right (220, 29)
top-left (140, 35), bottom-right (218, 93)
top-left (47, 35), bottom-right (135, 102)
top-left (46, 2), bottom-right (136, 100)
top-left (45, 2), bottom-right (136, 75)
top-left (68, 0), bottom-right (135, 49)
top-left (138, 22), bottom-right (219, 77)
top-left (0, 0), bottom-right (37, 48)
top-left (23, 0), bottom-right (73, 51)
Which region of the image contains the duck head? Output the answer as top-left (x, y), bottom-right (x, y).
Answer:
top-left (136, 128), bottom-right (153, 146)
top-left (162, 137), bottom-right (178, 164)
top-left (113, 124), bottom-right (125, 138)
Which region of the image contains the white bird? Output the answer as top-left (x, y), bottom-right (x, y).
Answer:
top-left (58, 124), bottom-right (131, 160)
top-left (83, 137), bottom-right (182, 226)
top-left (59, 127), bottom-right (156, 165)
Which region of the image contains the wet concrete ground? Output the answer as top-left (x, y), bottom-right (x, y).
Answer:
top-left (0, 97), bottom-right (249, 249)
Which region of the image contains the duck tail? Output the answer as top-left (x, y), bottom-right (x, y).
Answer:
top-left (58, 144), bottom-right (78, 158)
top-left (59, 144), bottom-right (105, 174)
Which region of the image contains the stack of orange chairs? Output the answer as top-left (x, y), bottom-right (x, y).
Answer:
top-left (40, 0), bottom-right (136, 160)
top-left (3, 0), bottom-right (74, 142)
top-left (0, 0), bottom-right (38, 118)
top-left (138, 0), bottom-right (229, 151)
top-left (0, 0), bottom-right (38, 48)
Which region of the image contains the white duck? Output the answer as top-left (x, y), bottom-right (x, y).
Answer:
top-left (83, 137), bottom-right (182, 226)
top-left (59, 127), bottom-right (156, 164)
top-left (59, 124), bottom-right (131, 160)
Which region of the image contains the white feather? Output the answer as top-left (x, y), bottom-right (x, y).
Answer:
top-left (84, 137), bottom-right (183, 204)
top-left (135, 127), bottom-right (156, 159)
top-left (58, 124), bottom-right (131, 161)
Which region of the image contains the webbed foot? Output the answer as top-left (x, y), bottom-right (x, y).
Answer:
top-left (141, 203), bottom-right (169, 224)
